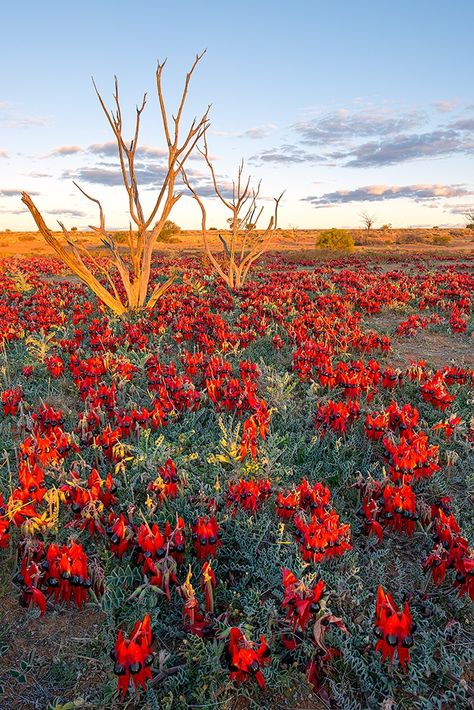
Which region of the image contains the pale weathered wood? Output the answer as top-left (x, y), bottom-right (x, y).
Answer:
top-left (22, 53), bottom-right (210, 315)
top-left (182, 136), bottom-right (284, 290)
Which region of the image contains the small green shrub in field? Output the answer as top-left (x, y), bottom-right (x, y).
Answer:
top-left (114, 221), bottom-right (181, 245)
top-left (432, 234), bottom-right (451, 245)
top-left (317, 228), bottom-right (354, 252)
top-left (156, 220), bottom-right (181, 243)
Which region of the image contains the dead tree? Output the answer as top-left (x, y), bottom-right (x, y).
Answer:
top-left (21, 52), bottom-right (210, 316)
top-left (360, 210), bottom-right (376, 232)
top-left (182, 136), bottom-right (283, 290)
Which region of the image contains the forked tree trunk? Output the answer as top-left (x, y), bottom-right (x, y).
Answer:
top-left (22, 53), bottom-right (209, 316)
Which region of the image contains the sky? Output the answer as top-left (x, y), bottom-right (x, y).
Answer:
top-left (1, 0), bottom-right (474, 230)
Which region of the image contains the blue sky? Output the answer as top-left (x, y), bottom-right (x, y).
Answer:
top-left (1, 0), bottom-right (474, 230)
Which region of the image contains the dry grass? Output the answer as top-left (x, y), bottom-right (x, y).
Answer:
top-left (0, 228), bottom-right (473, 258)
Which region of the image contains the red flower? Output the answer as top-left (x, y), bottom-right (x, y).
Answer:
top-left (46, 355), bottom-right (65, 378)
top-left (192, 516), bottom-right (222, 560)
top-left (381, 483), bottom-right (418, 535)
top-left (281, 568), bottom-right (325, 632)
top-left (374, 586), bottom-right (415, 671)
top-left (227, 627), bottom-right (271, 688)
top-left (15, 558), bottom-right (47, 615)
top-left (276, 491), bottom-right (299, 521)
top-left (112, 613), bottom-right (154, 698)
top-left (148, 458), bottom-right (181, 502)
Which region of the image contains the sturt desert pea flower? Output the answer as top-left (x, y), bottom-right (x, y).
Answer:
top-left (14, 558), bottom-right (47, 615)
top-left (381, 483), bottom-right (418, 535)
top-left (43, 541), bottom-right (92, 608)
top-left (31, 403), bottom-right (65, 433)
top-left (111, 613), bottom-right (154, 698)
top-left (364, 411), bottom-right (389, 441)
top-left (386, 401), bottom-right (419, 436)
top-left (148, 458), bottom-right (181, 502)
top-left (293, 511), bottom-right (351, 563)
top-left (106, 512), bottom-right (133, 559)
top-left (382, 430), bottom-right (440, 484)
top-left (227, 627), bottom-right (271, 688)
top-left (314, 399), bottom-right (360, 436)
top-left (281, 568), bottom-right (325, 632)
top-left (226, 478), bottom-right (272, 515)
top-left (87, 469), bottom-right (117, 509)
top-left (276, 490), bottom-right (299, 521)
top-left (192, 516), bottom-right (222, 560)
top-left (164, 517), bottom-right (186, 565)
top-left (1, 386), bottom-right (23, 416)
top-left (442, 365), bottom-right (471, 386)
top-left (360, 491), bottom-right (384, 542)
top-left (45, 354), bottom-right (65, 378)
top-left (432, 415), bottom-right (462, 439)
top-left (374, 586), bottom-right (415, 671)
top-left (420, 373), bottom-right (455, 411)
top-left (94, 425), bottom-right (122, 460)
top-left (240, 400), bottom-right (271, 460)
top-left (423, 508), bottom-right (474, 600)
top-left (297, 479), bottom-right (331, 514)
top-left (381, 367), bottom-right (402, 389)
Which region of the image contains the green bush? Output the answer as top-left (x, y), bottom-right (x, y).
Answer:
top-left (113, 221), bottom-right (181, 245)
top-left (432, 234), bottom-right (451, 245)
top-left (156, 220), bottom-right (181, 243)
top-left (317, 228), bottom-right (354, 252)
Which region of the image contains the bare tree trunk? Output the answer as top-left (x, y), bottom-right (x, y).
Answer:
top-left (22, 53), bottom-right (210, 316)
top-left (182, 137), bottom-right (283, 291)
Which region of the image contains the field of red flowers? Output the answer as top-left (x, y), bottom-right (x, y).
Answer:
top-left (0, 251), bottom-right (473, 710)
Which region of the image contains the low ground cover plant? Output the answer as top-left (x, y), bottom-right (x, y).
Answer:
top-left (0, 251), bottom-right (473, 709)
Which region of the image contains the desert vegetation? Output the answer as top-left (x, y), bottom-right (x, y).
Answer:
top-left (0, 246), bottom-right (473, 710)
top-left (0, 42), bottom-right (473, 710)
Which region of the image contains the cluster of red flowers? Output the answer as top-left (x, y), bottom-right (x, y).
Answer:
top-left (281, 568), bottom-right (325, 633)
top-left (424, 499), bottom-right (473, 601)
top-left (147, 458), bottom-right (182, 502)
top-left (315, 399), bottom-right (361, 435)
top-left (275, 480), bottom-right (351, 563)
top-left (14, 540), bottom-right (94, 614)
top-left (227, 478), bottom-right (272, 514)
top-left (396, 313), bottom-right (444, 337)
top-left (420, 373), bottom-right (456, 410)
top-left (374, 586), bottom-right (415, 671)
top-left (227, 627), bottom-right (271, 688)
top-left (112, 613), bottom-right (155, 698)
top-left (359, 479), bottom-right (419, 540)
top-left (2, 386), bottom-right (23, 416)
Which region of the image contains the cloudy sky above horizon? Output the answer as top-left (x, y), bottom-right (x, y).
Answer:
top-left (1, 0), bottom-right (474, 230)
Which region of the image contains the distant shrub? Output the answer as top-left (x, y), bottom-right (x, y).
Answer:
top-left (156, 220), bottom-right (181, 243)
top-left (381, 223), bottom-right (392, 232)
top-left (432, 234), bottom-right (451, 245)
top-left (18, 234), bottom-right (36, 242)
top-left (112, 221), bottom-right (181, 245)
top-left (317, 228), bottom-right (354, 252)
